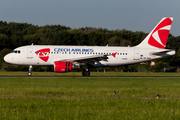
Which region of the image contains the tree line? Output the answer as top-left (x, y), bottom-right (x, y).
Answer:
top-left (0, 21), bottom-right (180, 72)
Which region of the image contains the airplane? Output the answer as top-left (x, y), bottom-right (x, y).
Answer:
top-left (4, 17), bottom-right (175, 76)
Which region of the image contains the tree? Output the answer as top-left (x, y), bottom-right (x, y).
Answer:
top-left (108, 36), bottom-right (120, 46)
top-left (0, 48), bottom-right (12, 64)
top-left (0, 34), bottom-right (9, 50)
top-left (154, 61), bottom-right (169, 72)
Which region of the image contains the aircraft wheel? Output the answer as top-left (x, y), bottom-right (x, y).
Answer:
top-left (85, 71), bottom-right (90, 76)
top-left (82, 70), bottom-right (90, 76)
top-left (28, 72), bottom-right (32, 76)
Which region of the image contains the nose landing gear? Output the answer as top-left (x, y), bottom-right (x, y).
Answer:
top-left (28, 65), bottom-right (32, 76)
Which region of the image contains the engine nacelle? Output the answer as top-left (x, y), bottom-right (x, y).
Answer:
top-left (54, 61), bottom-right (73, 73)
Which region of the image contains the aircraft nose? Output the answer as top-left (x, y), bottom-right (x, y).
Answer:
top-left (4, 54), bottom-right (12, 63)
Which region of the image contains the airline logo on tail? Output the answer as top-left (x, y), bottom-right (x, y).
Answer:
top-left (148, 18), bottom-right (173, 49)
top-left (36, 48), bottom-right (50, 62)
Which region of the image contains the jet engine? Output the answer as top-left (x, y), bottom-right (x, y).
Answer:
top-left (54, 61), bottom-right (73, 72)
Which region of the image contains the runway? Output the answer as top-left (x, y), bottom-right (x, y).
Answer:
top-left (1, 75), bottom-right (180, 78)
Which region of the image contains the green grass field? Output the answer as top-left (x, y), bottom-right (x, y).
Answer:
top-left (0, 74), bottom-right (180, 119)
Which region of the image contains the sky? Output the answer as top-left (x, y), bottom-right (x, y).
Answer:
top-left (0, 0), bottom-right (180, 36)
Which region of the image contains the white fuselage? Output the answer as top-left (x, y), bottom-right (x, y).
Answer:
top-left (4, 45), bottom-right (175, 67)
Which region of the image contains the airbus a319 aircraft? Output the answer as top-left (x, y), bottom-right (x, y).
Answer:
top-left (4, 17), bottom-right (175, 76)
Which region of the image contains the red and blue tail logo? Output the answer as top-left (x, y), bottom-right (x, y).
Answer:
top-left (148, 18), bottom-right (172, 49)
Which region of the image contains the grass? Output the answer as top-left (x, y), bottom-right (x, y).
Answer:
top-left (1, 98), bottom-right (180, 120)
top-left (1, 76), bottom-right (180, 119)
top-left (1, 77), bottom-right (180, 98)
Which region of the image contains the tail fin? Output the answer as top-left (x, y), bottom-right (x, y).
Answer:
top-left (136, 17), bottom-right (173, 49)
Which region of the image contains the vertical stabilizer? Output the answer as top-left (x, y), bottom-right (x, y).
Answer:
top-left (136, 17), bottom-right (173, 49)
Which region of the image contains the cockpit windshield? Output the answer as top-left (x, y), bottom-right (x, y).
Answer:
top-left (11, 50), bottom-right (21, 54)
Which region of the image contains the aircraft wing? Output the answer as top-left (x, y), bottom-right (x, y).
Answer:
top-left (60, 54), bottom-right (109, 65)
top-left (50, 52), bottom-right (117, 65)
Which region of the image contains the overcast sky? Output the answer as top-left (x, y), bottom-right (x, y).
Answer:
top-left (0, 0), bottom-right (179, 36)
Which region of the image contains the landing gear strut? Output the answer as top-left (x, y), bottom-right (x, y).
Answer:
top-left (28, 65), bottom-right (32, 76)
top-left (82, 69), bottom-right (90, 76)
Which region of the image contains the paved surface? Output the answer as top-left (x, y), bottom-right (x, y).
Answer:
top-left (1, 75), bottom-right (180, 78)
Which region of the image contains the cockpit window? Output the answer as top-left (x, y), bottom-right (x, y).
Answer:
top-left (12, 50), bottom-right (21, 54)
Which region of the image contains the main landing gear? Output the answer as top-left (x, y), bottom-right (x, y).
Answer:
top-left (28, 65), bottom-right (32, 76)
top-left (82, 69), bottom-right (90, 76)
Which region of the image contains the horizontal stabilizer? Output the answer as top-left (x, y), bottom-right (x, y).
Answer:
top-left (150, 50), bottom-right (175, 56)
